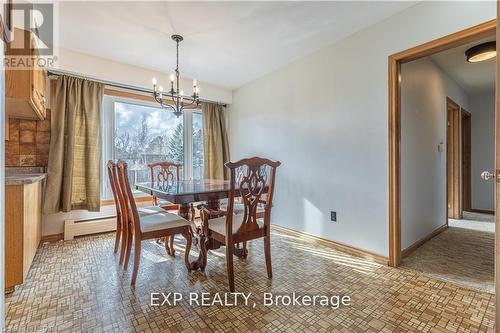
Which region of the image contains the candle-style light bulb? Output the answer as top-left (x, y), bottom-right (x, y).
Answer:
top-left (152, 77), bottom-right (157, 92)
top-left (193, 79), bottom-right (197, 87)
top-left (170, 74), bottom-right (175, 92)
top-left (159, 85), bottom-right (164, 92)
top-left (195, 87), bottom-right (199, 94)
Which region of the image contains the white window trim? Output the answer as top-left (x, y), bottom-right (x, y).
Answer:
top-left (101, 94), bottom-right (202, 199)
top-left (183, 109), bottom-right (193, 181)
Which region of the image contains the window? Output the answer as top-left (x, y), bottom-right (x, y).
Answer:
top-left (192, 111), bottom-right (204, 180)
top-left (102, 95), bottom-right (204, 199)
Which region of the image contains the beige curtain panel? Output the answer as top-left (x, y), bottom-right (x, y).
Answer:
top-left (43, 75), bottom-right (104, 213)
top-left (202, 102), bottom-right (230, 180)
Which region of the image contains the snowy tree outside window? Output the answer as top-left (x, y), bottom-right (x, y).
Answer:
top-left (192, 111), bottom-right (204, 180)
top-left (111, 101), bottom-right (204, 194)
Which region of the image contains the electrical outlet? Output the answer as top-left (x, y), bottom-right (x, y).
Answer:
top-left (330, 211), bottom-right (337, 222)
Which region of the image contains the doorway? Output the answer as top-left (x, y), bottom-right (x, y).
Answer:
top-left (394, 29), bottom-right (496, 292)
top-left (391, 22), bottom-right (496, 293)
top-left (389, 18), bottom-right (497, 295)
top-left (388, 19), bottom-right (496, 268)
top-left (448, 105), bottom-right (492, 219)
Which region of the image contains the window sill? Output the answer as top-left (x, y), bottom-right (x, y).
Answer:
top-left (101, 196), bottom-right (153, 206)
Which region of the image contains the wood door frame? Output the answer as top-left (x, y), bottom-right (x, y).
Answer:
top-left (462, 109), bottom-right (472, 212)
top-left (447, 97), bottom-right (461, 220)
top-left (388, 19), bottom-right (496, 267)
top-left (495, 5), bottom-right (499, 327)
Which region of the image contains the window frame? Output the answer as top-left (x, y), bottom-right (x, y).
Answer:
top-left (101, 92), bottom-right (203, 199)
top-left (191, 109), bottom-right (205, 181)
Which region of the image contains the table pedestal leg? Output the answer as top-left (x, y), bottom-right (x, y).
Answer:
top-left (189, 234), bottom-right (207, 271)
top-left (188, 199), bottom-right (224, 271)
top-left (179, 203), bottom-right (197, 243)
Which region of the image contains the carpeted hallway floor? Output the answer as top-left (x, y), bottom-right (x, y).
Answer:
top-left (402, 212), bottom-right (495, 294)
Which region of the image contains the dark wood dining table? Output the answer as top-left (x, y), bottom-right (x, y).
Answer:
top-left (136, 179), bottom-right (232, 216)
top-left (135, 179), bottom-right (235, 270)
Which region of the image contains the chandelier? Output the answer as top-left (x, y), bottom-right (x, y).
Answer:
top-left (152, 34), bottom-right (200, 117)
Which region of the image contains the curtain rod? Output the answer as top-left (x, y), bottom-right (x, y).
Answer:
top-left (46, 69), bottom-right (228, 107)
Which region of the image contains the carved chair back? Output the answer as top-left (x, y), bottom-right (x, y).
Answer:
top-left (148, 161), bottom-right (180, 183)
top-left (148, 161), bottom-right (181, 205)
top-left (116, 160), bottom-right (142, 238)
top-left (224, 157), bottom-right (281, 237)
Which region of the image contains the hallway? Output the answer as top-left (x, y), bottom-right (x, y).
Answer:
top-left (402, 212), bottom-right (494, 293)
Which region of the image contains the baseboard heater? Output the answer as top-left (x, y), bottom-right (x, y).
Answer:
top-left (64, 215), bottom-right (117, 240)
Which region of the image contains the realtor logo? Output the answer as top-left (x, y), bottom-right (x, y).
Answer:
top-left (4, 3), bottom-right (55, 68)
top-left (5, 3), bottom-right (53, 55)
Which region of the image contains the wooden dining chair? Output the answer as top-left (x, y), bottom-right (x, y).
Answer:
top-left (116, 160), bottom-right (192, 285)
top-left (107, 161), bottom-right (167, 265)
top-left (148, 161), bottom-right (186, 254)
top-left (199, 157), bottom-right (280, 291)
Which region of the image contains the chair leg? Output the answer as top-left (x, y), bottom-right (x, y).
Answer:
top-left (114, 218), bottom-right (121, 254)
top-left (226, 242), bottom-right (235, 292)
top-left (264, 234), bottom-right (272, 278)
top-left (242, 241), bottom-right (248, 259)
top-left (182, 229), bottom-right (192, 271)
top-left (164, 238), bottom-right (170, 254)
top-left (123, 225), bottom-right (133, 269)
top-left (199, 235), bottom-right (208, 271)
top-left (131, 239), bottom-right (141, 285)
top-left (119, 220), bottom-right (127, 266)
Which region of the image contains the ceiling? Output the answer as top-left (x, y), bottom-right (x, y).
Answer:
top-left (430, 37), bottom-right (496, 95)
top-left (56, 1), bottom-right (417, 89)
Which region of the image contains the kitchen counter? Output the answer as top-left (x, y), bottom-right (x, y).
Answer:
top-left (5, 173), bottom-right (47, 185)
top-left (5, 168), bottom-right (44, 292)
top-left (5, 166), bottom-right (47, 185)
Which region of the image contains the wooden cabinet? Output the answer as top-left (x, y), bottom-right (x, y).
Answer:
top-left (5, 28), bottom-right (47, 120)
top-left (5, 181), bottom-right (43, 293)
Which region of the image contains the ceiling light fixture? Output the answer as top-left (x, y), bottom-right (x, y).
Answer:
top-left (465, 41), bottom-right (496, 63)
top-left (152, 34), bottom-right (200, 117)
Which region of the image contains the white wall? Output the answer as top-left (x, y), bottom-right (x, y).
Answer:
top-left (228, 1), bottom-right (495, 257)
top-left (400, 58), bottom-right (469, 250)
top-left (52, 48), bottom-right (232, 104)
top-left (470, 89), bottom-right (495, 211)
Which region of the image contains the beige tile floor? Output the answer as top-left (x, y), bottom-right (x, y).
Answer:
top-left (5, 227), bottom-right (495, 332)
top-left (402, 213), bottom-right (494, 294)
